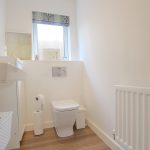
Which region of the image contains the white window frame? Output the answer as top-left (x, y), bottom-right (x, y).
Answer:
top-left (32, 22), bottom-right (69, 60)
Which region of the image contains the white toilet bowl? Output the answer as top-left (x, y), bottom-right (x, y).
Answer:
top-left (52, 100), bottom-right (79, 137)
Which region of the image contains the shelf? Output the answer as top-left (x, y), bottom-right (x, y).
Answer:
top-left (0, 62), bottom-right (26, 82)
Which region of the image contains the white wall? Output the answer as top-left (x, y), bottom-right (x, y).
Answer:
top-left (6, 0), bottom-right (78, 59)
top-left (23, 61), bottom-right (83, 130)
top-left (0, 0), bottom-right (6, 56)
top-left (77, 0), bottom-right (150, 144)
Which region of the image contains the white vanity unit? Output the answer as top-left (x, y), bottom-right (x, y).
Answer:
top-left (0, 112), bottom-right (13, 150)
top-left (0, 56), bottom-right (26, 149)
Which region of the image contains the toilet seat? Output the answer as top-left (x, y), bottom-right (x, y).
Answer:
top-left (52, 100), bottom-right (79, 111)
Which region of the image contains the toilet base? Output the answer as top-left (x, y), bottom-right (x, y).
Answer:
top-left (55, 127), bottom-right (74, 137)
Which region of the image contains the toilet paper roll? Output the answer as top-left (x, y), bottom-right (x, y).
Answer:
top-left (33, 111), bottom-right (44, 135)
top-left (34, 94), bottom-right (45, 112)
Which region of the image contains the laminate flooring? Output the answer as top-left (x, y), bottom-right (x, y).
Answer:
top-left (15, 127), bottom-right (111, 150)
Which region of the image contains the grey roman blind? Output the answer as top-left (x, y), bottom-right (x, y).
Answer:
top-left (32, 11), bottom-right (70, 27)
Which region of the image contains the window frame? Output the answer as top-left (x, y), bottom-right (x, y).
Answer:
top-left (32, 22), bottom-right (69, 60)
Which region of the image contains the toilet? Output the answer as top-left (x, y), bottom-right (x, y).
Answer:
top-left (51, 100), bottom-right (79, 137)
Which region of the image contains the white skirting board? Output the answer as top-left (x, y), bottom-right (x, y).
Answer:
top-left (87, 119), bottom-right (122, 150)
top-left (25, 121), bottom-right (53, 132)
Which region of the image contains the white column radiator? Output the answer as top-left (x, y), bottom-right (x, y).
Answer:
top-left (115, 85), bottom-right (150, 150)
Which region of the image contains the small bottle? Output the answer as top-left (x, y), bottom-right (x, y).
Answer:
top-left (4, 46), bottom-right (7, 56)
top-left (35, 55), bottom-right (39, 61)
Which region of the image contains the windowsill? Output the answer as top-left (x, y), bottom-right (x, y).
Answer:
top-left (23, 58), bottom-right (81, 63)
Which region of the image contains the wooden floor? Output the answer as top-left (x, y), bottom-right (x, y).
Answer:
top-left (16, 127), bottom-right (111, 150)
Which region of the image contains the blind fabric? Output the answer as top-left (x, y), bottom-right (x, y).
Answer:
top-left (32, 11), bottom-right (69, 27)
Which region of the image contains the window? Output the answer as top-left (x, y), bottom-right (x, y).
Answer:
top-left (33, 23), bottom-right (68, 60)
top-left (32, 12), bottom-right (69, 60)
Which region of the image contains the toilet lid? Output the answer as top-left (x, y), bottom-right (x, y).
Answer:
top-left (52, 100), bottom-right (79, 111)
